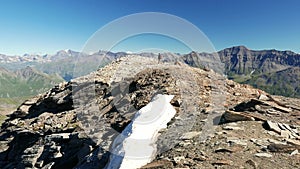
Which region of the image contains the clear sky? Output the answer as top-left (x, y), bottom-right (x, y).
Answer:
top-left (0, 0), bottom-right (299, 55)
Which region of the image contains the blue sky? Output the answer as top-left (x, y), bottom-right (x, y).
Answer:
top-left (0, 0), bottom-right (299, 55)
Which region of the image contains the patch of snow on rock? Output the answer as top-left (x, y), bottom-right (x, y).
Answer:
top-left (105, 94), bottom-right (176, 169)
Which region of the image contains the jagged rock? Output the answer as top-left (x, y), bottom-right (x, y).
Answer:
top-left (290, 149), bottom-right (299, 156)
top-left (266, 121), bottom-right (282, 133)
top-left (223, 110), bottom-right (255, 122)
top-left (258, 93), bottom-right (270, 101)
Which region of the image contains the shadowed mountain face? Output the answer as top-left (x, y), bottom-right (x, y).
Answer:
top-left (218, 46), bottom-right (300, 75)
top-left (215, 46), bottom-right (300, 97)
top-left (181, 46), bottom-right (300, 97)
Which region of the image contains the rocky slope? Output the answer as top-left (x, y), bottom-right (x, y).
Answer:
top-left (0, 56), bottom-right (299, 169)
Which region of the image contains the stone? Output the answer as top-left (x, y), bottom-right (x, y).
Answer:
top-left (286, 139), bottom-right (300, 146)
top-left (222, 126), bottom-right (243, 130)
top-left (180, 131), bottom-right (201, 140)
top-left (0, 142), bottom-right (10, 153)
top-left (280, 130), bottom-right (291, 138)
top-left (267, 131), bottom-right (278, 136)
top-left (141, 160), bottom-right (173, 169)
top-left (54, 151), bottom-right (63, 158)
top-left (23, 97), bottom-right (39, 105)
top-left (254, 153), bottom-right (273, 158)
top-left (179, 141), bottom-right (192, 147)
top-left (258, 94), bottom-right (269, 101)
top-left (290, 149), bottom-right (299, 156)
top-left (19, 105), bottom-right (31, 113)
top-left (250, 139), bottom-right (269, 147)
top-left (215, 146), bottom-right (243, 153)
top-left (10, 118), bottom-right (19, 126)
top-left (192, 155), bottom-right (207, 161)
top-left (227, 137), bottom-right (248, 146)
top-left (173, 156), bottom-right (185, 164)
top-left (50, 133), bottom-right (71, 140)
top-left (267, 139), bottom-right (286, 145)
top-left (223, 110), bottom-right (255, 122)
top-left (267, 143), bottom-right (297, 153)
top-left (266, 121), bottom-right (281, 133)
top-left (212, 159), bottom-right (232, 165)
top-left (245, 159), bottom-right (257, 169)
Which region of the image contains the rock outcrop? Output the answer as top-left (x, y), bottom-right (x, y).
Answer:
top-left (0, 56), bottom-right (299, 168)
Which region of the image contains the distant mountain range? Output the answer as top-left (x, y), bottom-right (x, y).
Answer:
top-left (0, 46), bottom-right (299, 98)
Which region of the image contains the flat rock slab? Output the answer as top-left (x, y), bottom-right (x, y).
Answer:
top-left (180, 131), bottom-right (201, 140)
top-left (255, 153), bottom-right (273, 158)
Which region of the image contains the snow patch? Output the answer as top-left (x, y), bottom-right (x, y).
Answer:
top-left (105, 94), bottom-right (176, 169)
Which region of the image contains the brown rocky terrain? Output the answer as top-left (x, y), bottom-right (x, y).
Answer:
top-left (0, 56), bottom-right (299, 169)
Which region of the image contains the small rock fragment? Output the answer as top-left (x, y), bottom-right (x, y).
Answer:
top-left (173, 156), bottom-right (185, 164)
top-left (180, 131), bottom-right (200, 140)
top-left (258, 94), bottom-right (269, 101)
top-left (212, 159), bottom-right (232, 165)
top-left (215, 146), bottom-right (243, 153)
top-left (254, 153), bottom-right (272, 158)
top-left (290, 149), bottom-right (299, 156)
top-left (222, 126), bottom-right (242, 130)
top-left (245, 159), bottom-right (257, 169)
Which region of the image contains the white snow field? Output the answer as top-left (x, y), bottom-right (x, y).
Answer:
top-left (106, 94), bottom-right (176, 169)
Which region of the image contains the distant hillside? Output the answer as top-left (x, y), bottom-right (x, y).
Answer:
top-left (243, 67), bottom-right (300, 98)
top-left (0, 66), bottom-right (64, 118)
top-left (0, 66), bottom-right (64, 98)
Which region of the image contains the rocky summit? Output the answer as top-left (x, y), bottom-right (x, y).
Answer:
top-left (0, 56), bottom-right (299, 169)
